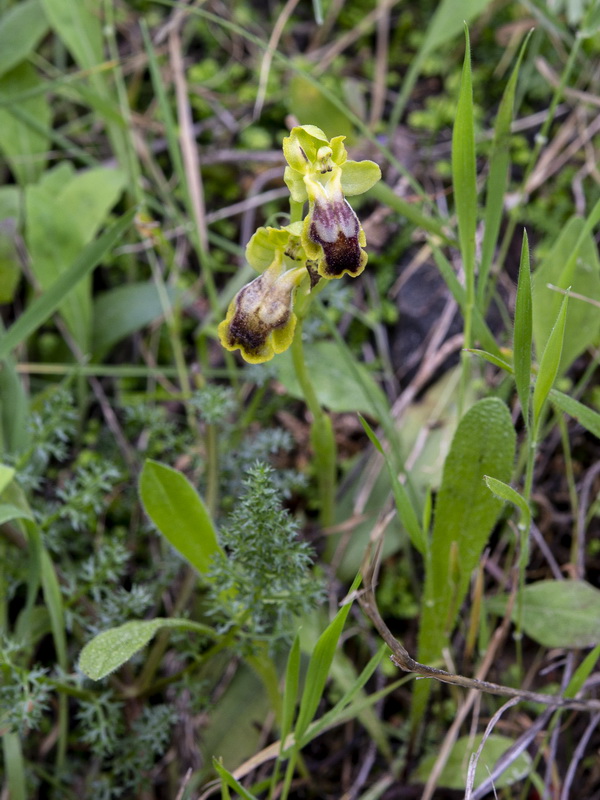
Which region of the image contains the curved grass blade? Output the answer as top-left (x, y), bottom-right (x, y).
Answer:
top-left (479, 32), bottom-right (532, 308)
top-left (532, 292), bottom-right (569, 435)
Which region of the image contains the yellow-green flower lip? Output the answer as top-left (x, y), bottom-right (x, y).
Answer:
top-left (217, 261), bottom-right (306, 364)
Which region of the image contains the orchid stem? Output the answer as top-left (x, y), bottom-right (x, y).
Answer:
top-left (290, 323), bottom-right (336, 529)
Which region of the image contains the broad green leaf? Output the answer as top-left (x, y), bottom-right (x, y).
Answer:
top-left (425, 397), bottom-right (516, 634)
top-left (0, 0), bottom-right (49, 78)
top-left (550, 388), bottom-right (600, 439)
top-left (139, 459), bottom-right (221, 574)
top-left (414, 397), bottom-right (515, 724)
top-left (513, 231), bottom-right (533, 427)
top-left (414, 733), bottom-right (531, 790)
top-left (40, 0), bottom-right (103, 72)
top-left (26, 166), bottom-right (126, 352)
top-left (0, 504), bottom-right (33, 526)
top-left (452, 27), bottom-right (477, 293)
top-left (490, 580), bottom-right (600, 648)
top-left (532, 293), bottom-right (569, 431)
top-left (532, 216), bottom-right (600, 374)
top-left (0, 62), bottom-right (50, 184)
top-left (359, 415), bottom-right (426, 554)
top-left (479, 34), bottom-right (531, 305)
top-left (276, 340), bottom-right (388, 419)
top-left (0, 209), bottom-right (136, 361)
top-left (294, 575), bottom-right (360, 740)
top-left (79, 617), bottom-right (217, 680)
top-left (0, 185), bottom-right (21, 220)
top-left (92, 282), bottom-right (191, 359)
top-left (0, 463), bottom-right (15, 493)
top-left (484, 476), bottom-right (530, 532)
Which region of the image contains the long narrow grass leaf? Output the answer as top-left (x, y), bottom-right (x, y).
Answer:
top-left (212, 758), bottom-right (260, 800)
top-left (550, 389), bottom-right (600, 440)
top-left (369, 182), bottom-right (454, 244)
top-left (2, 733), bottom-right (26, 800)
top-left (432, 248), bottom-right (501, 357)
top-left (298, 645), bottom-right (388, 747)
top-left (452, 27), bottom-right (477, 299)
top-left (359, 415), bottom-right (426, 554)
top-left (532, 292), bottom-right (569, 432)
top-left (468, 349), bottom-right (513, 373)
top-left (564, 644), bottom-right (600, 698)
top-left (294, 575), bottom-right (360, 740)
top-left (479, 32), bottom-right (532, 306)
top-left (513, 230), bottom-right (533, 427)
top-left (280, 632), bottom-right (301, 748)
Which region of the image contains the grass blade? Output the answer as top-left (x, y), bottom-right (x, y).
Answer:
top-left (294, 575), bottom-right (360, 740)
top-left (532, 292), bottom-right (569, 434)
top-left (2, 733), bottom-right (26, 800)
top-left (280, 632), bottom-right (301, 747)
top-left (213, 758), bottom-right (259, 800)
top-left (550, 389), bottom-right (600, 440)
top-left (479, 31), bottom-right (532, 307)
top-left (513, 230), bottom-right (533, 428)
top-left (452, 26), bottom-right (477, 311)
top-left (359, 414), bottom-right (426, 554)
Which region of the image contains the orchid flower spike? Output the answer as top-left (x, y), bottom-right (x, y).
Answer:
top-left (283, 125), bottom-right (381, 279)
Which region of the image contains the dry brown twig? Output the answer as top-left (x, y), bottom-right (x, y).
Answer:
top-left (356, 541), bottom-right (600, 714)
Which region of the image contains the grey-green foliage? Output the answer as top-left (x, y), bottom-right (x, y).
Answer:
top-left (0, 658), bottom-right (50, 735)
top-left (53, 460), bottom-right (121, 532)
top-left (10, 387), bottom-right (77, 489)
top-left (76, 698), bottom-right (176, 798)
top-left (122, 402), bottom-right (191, 460)
top-left (222, 428), bottom-right (307, 501)
top-left (208, 462), bottom-right (322, 654)
top-left (190, 384), bottom-right (237, 424)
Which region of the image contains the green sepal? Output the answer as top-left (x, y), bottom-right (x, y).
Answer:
top-left (340, 160), bottom-right (381, 196)
top-left (246, 226), bottom-right (293, 272)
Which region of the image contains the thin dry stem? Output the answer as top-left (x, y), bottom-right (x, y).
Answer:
top-left (358, 552), bottom-right (600, 714)
top-left (168, 27), bottom-right (209, 256)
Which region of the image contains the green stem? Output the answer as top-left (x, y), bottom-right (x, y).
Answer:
top-left (290, 323), bottom-right (336, 529)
